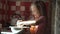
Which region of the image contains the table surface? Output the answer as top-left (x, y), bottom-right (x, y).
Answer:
top-left (1, 32), bottom-right (16, 34)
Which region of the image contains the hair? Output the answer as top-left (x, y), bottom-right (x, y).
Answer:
top-left (32, 1), bottom-right (47, 16)
top-left (11, 14), bottom-right (22, 20)
top-left (31, 1), bottom-right (48, 22)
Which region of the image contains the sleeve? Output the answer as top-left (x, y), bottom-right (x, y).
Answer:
top-left (35, 16), bottom-right (46, 34)
top-left (35, 16), bottom-right (46, 25)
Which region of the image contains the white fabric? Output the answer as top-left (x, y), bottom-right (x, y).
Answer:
top-left (16, 20), bottom-right (36, 26)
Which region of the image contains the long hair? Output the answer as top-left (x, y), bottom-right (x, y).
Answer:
top-left (33, 1), bottom-right (47, 16)
top-left (32, 1), bottom-right (48, 22)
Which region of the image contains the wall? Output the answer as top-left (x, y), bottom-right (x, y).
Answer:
top-left (0, 0), bottom-right (31, 25)
top-left (0, 0), bottom-right (7, 23)
top-left (7, 1), bottom-right (31, 21)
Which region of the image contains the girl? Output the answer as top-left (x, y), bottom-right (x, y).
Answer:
top-left (30, 1), bottom-right (48, 34)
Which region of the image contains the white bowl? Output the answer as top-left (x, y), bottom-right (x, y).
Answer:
top-left (10, 26), bottom-right (23, 33)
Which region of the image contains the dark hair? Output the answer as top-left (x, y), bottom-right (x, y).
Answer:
top-left (32, 1), bottom-right (48, 22)
top-left (12, 14), bottom-right (21, 18)
top-left (32, 1), bottom-right (47, 16)
top-left (11, 14), bottom-right (22, 20)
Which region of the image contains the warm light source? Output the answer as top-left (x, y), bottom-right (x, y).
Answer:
top-left (30, 25), bottom-right (38, 34)
top-left (30, 25), bottom-right (35, 34)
